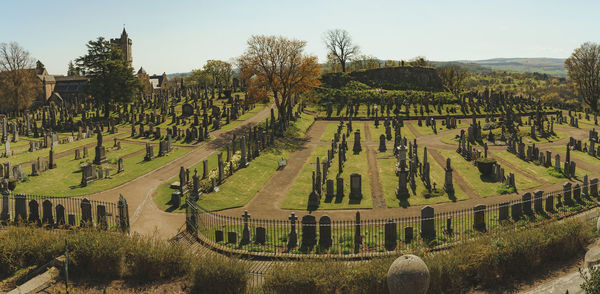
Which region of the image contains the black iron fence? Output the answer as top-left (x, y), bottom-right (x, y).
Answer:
top-left (0, 192), bottom-right (129, 231)
top-left (186, 182), bottom-right (599, 258)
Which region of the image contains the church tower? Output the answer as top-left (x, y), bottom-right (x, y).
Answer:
top-left (110, 28), bottom-right (132, 65)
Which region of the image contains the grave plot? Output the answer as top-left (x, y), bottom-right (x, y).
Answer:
top-left (377, 147), bottom-right (469, 207)
top-left (407, 117), bottom-right (463, 136)
top-left (12, 138), bottom-right (188, 196)
top-left (155, 111), bottom-right (313, 212)
top-left (1, 130), bottom-right (122, 166)
top-left (439, 149), bottom-right (538, 197)
top-left (281, 134), bottom-right (374, 210)
top-left (118, 93), bottom-right (267, 147)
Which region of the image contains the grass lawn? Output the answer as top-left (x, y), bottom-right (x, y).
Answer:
top-left (154, 111), bottom-right (315, 212)
top-left (439, 149), bottom-right (537, 197)
top-left (409, 120), bottom-right (465, 136)
top-left (377, 150), bottom-right (469, 208)
top-left (219, 104), bottom-right (268, 132)
top-left (318, 120), bottom-right (365, 143)
top-left (0, 131), bottom-right (123, 166)
top-left (14, 143), bottom-right (188, 197)
top-left (367, 122), bottom-right (416, 143)
top-left (490, 150), bottom-right (567, 184)
top-left (281, 145), bottom-right (373, 210)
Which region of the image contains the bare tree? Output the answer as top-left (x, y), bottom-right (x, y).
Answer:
top-left (0, 42), bottom-right (40, 112)
top-left (565, 42), bottom-right (600, 111)
top-left (437, 64), bottom-right (469, 99)
top-left (323, 29), bottom-right (359, 73)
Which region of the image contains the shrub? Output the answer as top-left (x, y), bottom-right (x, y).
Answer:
top-left (190, 255), bottom-right (248, 294)
top-left (0, 226), bottom-right (63, 280)
top-left (124, 234), bottom-right (191, 280)
top-left (262, 260), bottom-right (349, 294)
top-left (581, 265), bottom-right (600, 294)
top-left (546, 166), bottom-right (565, 178)
top-left (425, 219), bottom-right (594, 293)
top-left (66, 230), bottom-right (127, 279)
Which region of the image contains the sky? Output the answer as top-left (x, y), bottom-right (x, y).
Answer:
top-left (1, 0), bottom-right (598, 75)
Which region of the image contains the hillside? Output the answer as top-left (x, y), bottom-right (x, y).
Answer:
top-left (453, 58), bottom-right (567, 77)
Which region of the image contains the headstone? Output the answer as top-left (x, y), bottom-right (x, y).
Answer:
top-left (533, 190), bottom-right (543, 212)
top-left (499, 202), bottom-right (509, 221)
top-left (349, 173), bottom-right (362, 200)
top-left (301, 215), bottom-right (317, 248)
top-left (473, 204), bottom-right (486, 232)
top-left (255, 227), bottom-right (266, 245)
top-left (42, 199), bottom-right (53, 225)
top-left (318, 216), bottom-right (332, 249)
top-left (522, 192), bottom-right (533, 215)
top-left (80, 198), bottom-right (92, 226)
top-left (420, 206), bottom-right (435, 241)
top-left (385, 219), bottom-right (397, 251)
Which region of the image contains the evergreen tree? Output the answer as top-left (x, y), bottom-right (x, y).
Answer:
top-left (76, 37), bottom-right (141, 118)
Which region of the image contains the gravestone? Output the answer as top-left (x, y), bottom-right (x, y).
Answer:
top-left (533, 190), bottom-right (543, 212)
top-left (522, 192), bottom-right (533, 215)
top-left (318, 216), bottom-right (332, 249)
top-left (215, 230), bottom-right (224, 243)
top-left (93, 132), bottom-right (107, 165)
top-left (563, 182), bottom-right (573, 205)
top-left (42, 200), bottom-right (53, 225)
top-left (227, 231), bottom-right (237, 244)
top-left (511, 202), bottom-right (522, 221)
top-left (473, 204), bottom-right (486, 232)
top-left (301, 215), bottom-right (317, 248)
top-left (80, 198), bottom-right (92, 226)
top-left (385, 219), bottom-right (397, 251)
top-left (97, 205), bottom-right (107, 229)
top-left (499, 202), bottom-right (509, 221)
top-left (241, 211), bottom-right (251, 245)
top-left (349, 173), bottom-right (362, 200)
top-left (55, 204), bottom-right (65, 226)
top-left (421, 206), bottom-right (435, 241)
top-left (405, 226), bottom-right (413, 243)
top-left (591, 178), bottom-right (599, 197)
top-left (287, 212), bottom-right (298, 249)
top-left (117, 158), bottom-right (124, 173)
top-left (14, 194), bottom-right (26, 223)
top-left (28, 199), bottom-right (40, 225)
top-left (378, 134), bottom-right (387, 152)
top-left (255, 227), bottom-right (266, 245)
top-left (182, 104), bottom-right (194, 117)
top-left (545, 195), bottom-right (554, 212)
top-left (573, 183), bottom-right (582, 202)
top-left (336, 177), bottom-right (344, 199)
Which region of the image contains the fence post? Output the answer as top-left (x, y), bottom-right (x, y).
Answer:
top-left (118, 194), bottom-right (130, 233)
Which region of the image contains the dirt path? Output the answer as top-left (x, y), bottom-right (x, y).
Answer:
top-left (363, 122), bottom-right (386, 209)
top-left (84, 105), bottom-right (274, 238)
top-left (230, 121), bottom-right (328, 213)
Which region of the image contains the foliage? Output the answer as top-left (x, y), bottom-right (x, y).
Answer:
top-left (203, 60), bottom-right (233, 89)
top-left (565, 42), bottom-right (600, 111)
top-left (436, 64), bottom-right (469, 99)
top-left (190, 255), bottom-right (248, 294)
top-left (0, 42), bottom-right (41, 112)
top-left (546, 166), bottom-right (566, 178)
top-left (580, 263), bottom-right (600, 294)
top-left (426, 219), bottom-right (593, 293)
top-left (238, 35), bottom-right (321, 122)
top-left (76, 37), bottom-right (142, 118)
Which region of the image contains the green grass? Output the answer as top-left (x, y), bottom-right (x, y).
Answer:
top-left (319, 120), bottom-right (369, 143)
top-left (154, 111), bottom-right (314, 212)
top-left (281, 144), bottom-right (373, 210)
top-left (13, 143), bottom-right (188, 197)
top-left (439, 149), bottom-right (538, 197)
top-left (195, 148), bottom-right (290, 211)
top-left (219, 103), bottom-right (268, 132)
top-left (367, 122), bottom-right (416, 142)
top-left (378, 150), bottom-right (469, 207)
top-left (408, 120), bottom-right (464, 136)
top-left (0, 131), bottom-right (123, 166)
top-left (490, 150), bottom-right (566, 184)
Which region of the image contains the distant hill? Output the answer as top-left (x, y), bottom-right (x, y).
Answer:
top-left (449, 58), bottom-right (567, 77)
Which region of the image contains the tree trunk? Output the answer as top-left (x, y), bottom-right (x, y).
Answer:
top-left (341, 61), bottom-right (346, 73)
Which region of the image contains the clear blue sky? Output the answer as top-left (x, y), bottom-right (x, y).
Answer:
top-left (1, 0), bottom-right (597, 75)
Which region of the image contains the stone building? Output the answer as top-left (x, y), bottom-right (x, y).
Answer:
top-left (110, 28), bottom-right (132, 65)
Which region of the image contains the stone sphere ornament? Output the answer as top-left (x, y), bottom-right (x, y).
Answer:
top-left (387, 254), bottom-right (430, 294)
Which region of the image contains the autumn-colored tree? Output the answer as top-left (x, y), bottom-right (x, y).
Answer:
top-left (565, 42), bottom-right (600, 111)
top-left (0, 42), bottom-right (41, 112)
top-left (323, 29), bottom-right (359, 73)
top-left (437, 64), bottom-right (469, 99)
top-left (238, 35), bottom-right (321, 122)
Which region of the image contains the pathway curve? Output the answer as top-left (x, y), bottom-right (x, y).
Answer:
top-left (84, 105), bottom-right (274, 237)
